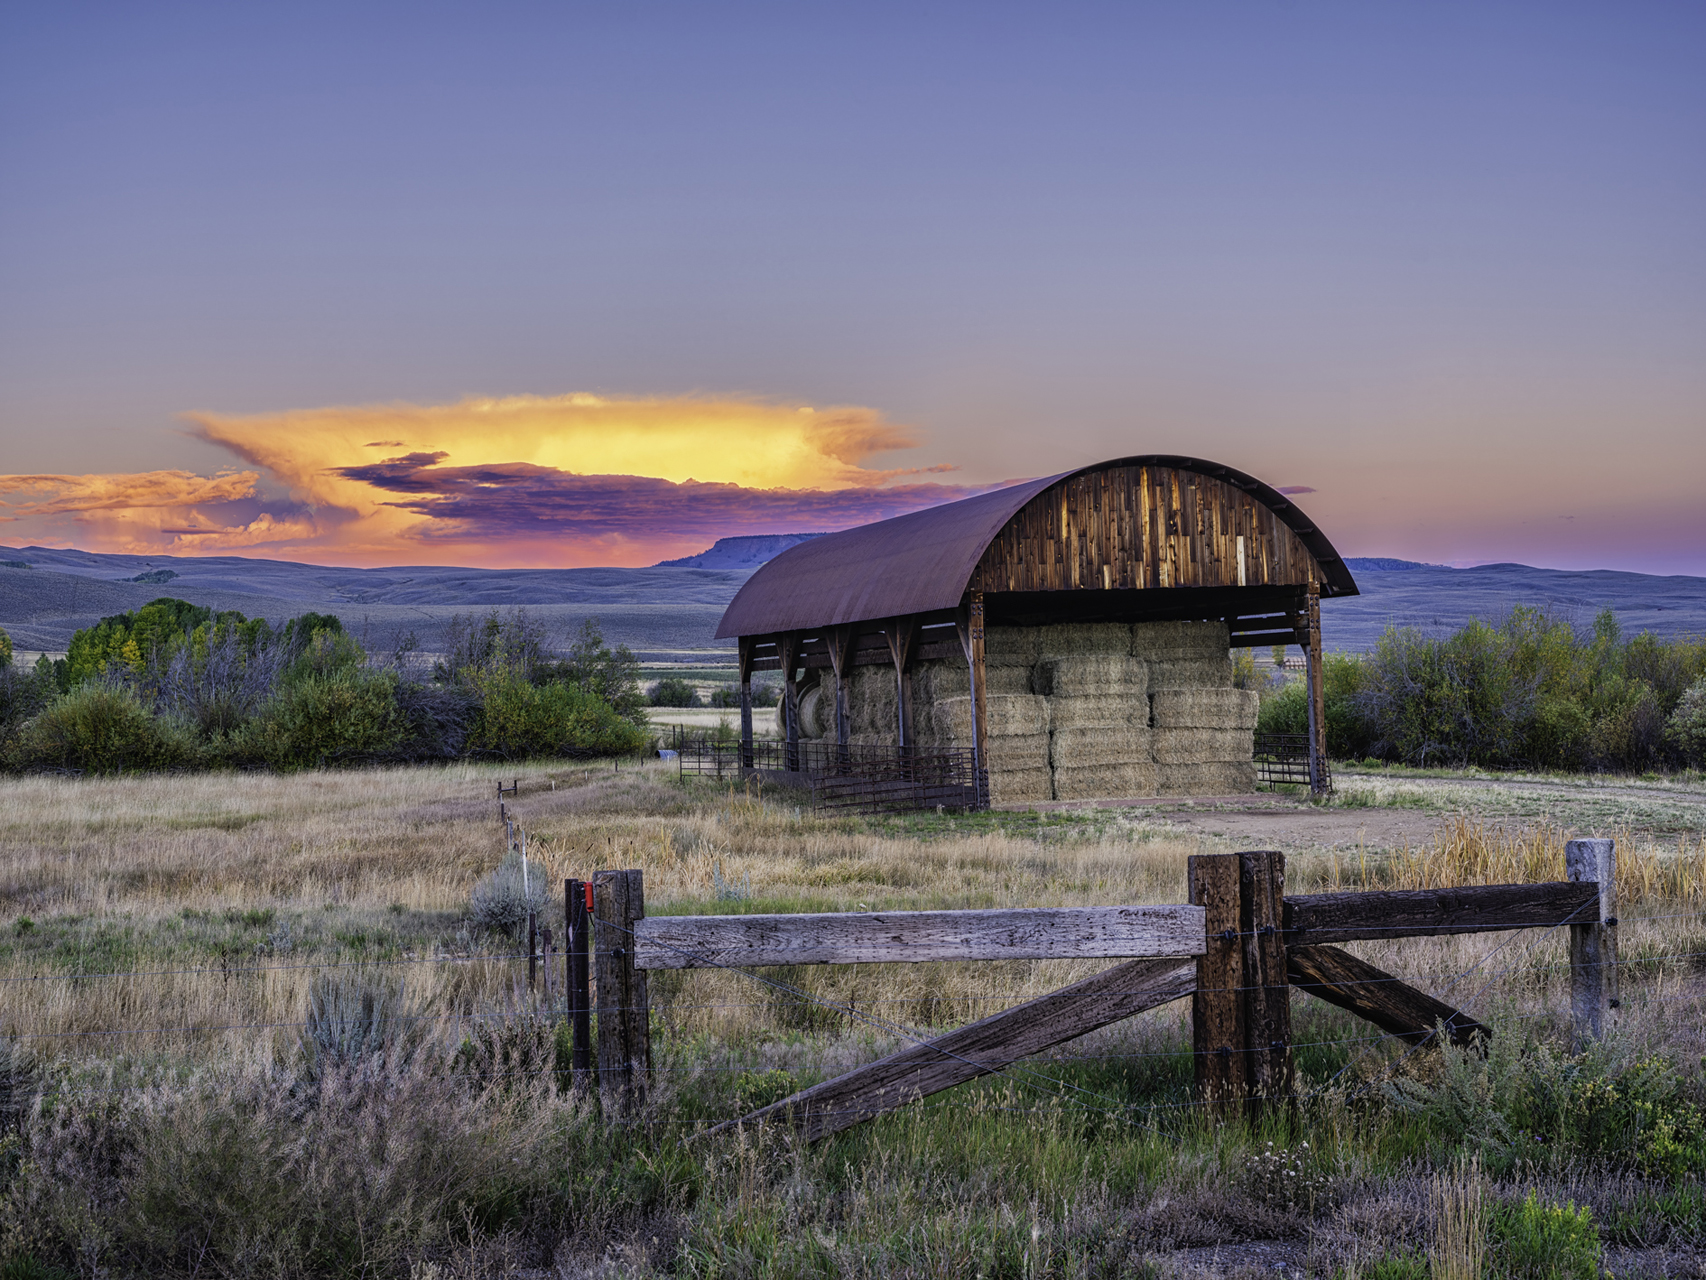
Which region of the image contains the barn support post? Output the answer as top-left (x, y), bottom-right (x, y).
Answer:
top-left (593, 869), bottom-right (650, 1114)
top-left (779, 632), bottom-right (802, 773)
top-left (1192, 851), bottom-right (1292, 1120)
top-left (737, 636), bottom-right (755, 770)
top-left (1566, 838), bottom-right (1618, 1048)
top-left (1303, 581), bottom-right (1328, 797)
top-left (885, 615), bottom-right (918, 756)
top-left (827, 625), bottom-right (853, 770)
top-left (957, 593), bottom-right (988, 805)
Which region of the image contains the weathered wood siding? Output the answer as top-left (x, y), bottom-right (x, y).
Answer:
top-left (968, 465), bottom-right (1318, 595)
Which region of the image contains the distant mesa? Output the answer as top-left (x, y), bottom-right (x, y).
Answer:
top-left (655, 533), bottom-right (827, 572)
top-left (1344, 557), bottom-right (1445, 573)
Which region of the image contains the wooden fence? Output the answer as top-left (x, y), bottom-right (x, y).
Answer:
top-left (549, 840), bottom-right (1617, 1136)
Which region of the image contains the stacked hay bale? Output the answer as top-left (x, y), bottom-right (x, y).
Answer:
top-left (1035, 624), bottom-right (1153, 800)
top-left (914, 626), bottom-right (1052, 803)
top-left (1139, 623), bottom-right (1259, 795)
top-left (904, 618), bottom-right (1258, 801)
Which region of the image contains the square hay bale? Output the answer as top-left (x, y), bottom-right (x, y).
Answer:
top-left (1147, 657), bottom-right (1235, 689)
top-left (1151, 728), bottom-right (1255, 765)
top-left (914, 659), bottom-right (970, 701)
top-left (984, 625), bottom-right (1040, 665)
top-left (1047, 693), bottom-right (1150, 730)
top-left (1035, 654), bottom-right (1148, 697)
top-left (846, 668), bottom-right (901, 737)
top-left (933, 695), bottom-right (1050, 740)
top-left (1052, 761), bottom-right (1160, 800)
top-left (984, 666), bottom-right (1034, 695)
top-left (987, 731), bottom-right (1050, 771)
top-left (1157, 761), bottom-right (1256, 795)
top-left (1035, 622), bottom-right (1132, 657)
top-left (1049, 725), bottom-right (1152, 768)
top-left (1130, 620), bottom-right (1231, 661)
top-left (989, 765), bottom-right (1054, 804)
top-left (1150, 688), bottom-right (1260, 730)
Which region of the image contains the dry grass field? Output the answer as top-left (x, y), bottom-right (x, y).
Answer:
top-left (1, 761), bottom-right (1704, 1277)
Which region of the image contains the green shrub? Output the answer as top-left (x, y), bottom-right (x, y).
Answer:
top-left (6, 684), bottom-right (196, 773)
top-left (1668, 676), bottom-right (1706, 767)
top-left (230, 668), bottom-right (406, 769)
top-left (1255, 653), bottom-right (1373, 758)
top-left (0, 626), bottom-right (11, 668)
top-left (1491, 1191), bottom-right (1599, 1280)
top-left (468, 849), bottom-right (551, 938)
top-left (469, 671), bottom-right (646, 759)
top-left (648, 676), bottom-right (700, 707)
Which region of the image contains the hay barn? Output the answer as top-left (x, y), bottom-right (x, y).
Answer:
top-left (714, 456), bottom-right (1359, 807)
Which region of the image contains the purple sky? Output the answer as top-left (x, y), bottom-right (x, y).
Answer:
top-left (1, 3), bottom-right (1702, 572)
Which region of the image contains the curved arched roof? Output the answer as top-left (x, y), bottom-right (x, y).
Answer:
top-left (715, 455), bottom-right (1356, 639)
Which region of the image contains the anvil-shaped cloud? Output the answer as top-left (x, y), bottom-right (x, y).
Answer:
top-left (0, 394), bottom-right (988, 566)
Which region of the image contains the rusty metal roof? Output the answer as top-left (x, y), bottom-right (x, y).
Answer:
top-left (714, 455), bottom-right (1356, 639)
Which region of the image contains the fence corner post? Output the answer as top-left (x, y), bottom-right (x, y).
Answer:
top-left (1239, 849), bottom-right (1293, 1119)
top-left (1190, 853), bottom-right (1245, 1117)
top-left (593, 868), bottom-right (650, 1114)
top-left (1565, 838), bottom-right (1618, 1048)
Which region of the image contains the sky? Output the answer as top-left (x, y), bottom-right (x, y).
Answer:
top-left (1, 3), bottom-right (1702, 573)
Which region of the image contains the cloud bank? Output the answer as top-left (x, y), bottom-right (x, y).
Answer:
top-left (0, 394), bottom-right (985, 566)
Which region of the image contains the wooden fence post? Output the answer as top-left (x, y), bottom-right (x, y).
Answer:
top-left (1239, 850), bottom-right (1293, 1116)
top-left (566, 878), bottom-right (593, 1092)
top-left (1192, 851), bottom-right (1292, 1120)
top-left (1190, 853), bottom-right (1245, 1116)
top-left (593, 868), bottom-right (650, 1113)
top-left (1565, 838), bottom-right (1618, 1048)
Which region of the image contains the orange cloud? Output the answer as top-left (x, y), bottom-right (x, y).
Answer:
top-left (2, 393), bottom-right (977, 567)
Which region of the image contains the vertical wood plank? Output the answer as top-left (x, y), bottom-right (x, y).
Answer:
top-left (593, 869), bottom-right (649, 1114)
top-left (1239, 850), bottom-right (1294, 1118)
top-left (567, 878), bottom-right (592, 1092)
top-left (1190, 853), bottom-right (1245, 1115)
top-left (1566, 839), bottom-right (1618, 1047)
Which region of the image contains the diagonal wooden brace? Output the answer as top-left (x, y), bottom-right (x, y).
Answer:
top-left (1287, 945), bottom-right (1489, 1048)
top-left (707, 956), bottom-right (1196, 1142)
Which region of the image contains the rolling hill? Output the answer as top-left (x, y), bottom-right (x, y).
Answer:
top-left (2, 543), bottom-right (1702, 660)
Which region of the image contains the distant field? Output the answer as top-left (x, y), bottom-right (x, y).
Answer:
top-left (5, 545), bottom-right (1704, 661)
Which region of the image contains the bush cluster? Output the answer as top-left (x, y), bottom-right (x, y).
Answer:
top-left (0, 605), bottom-right (648, 774)
top-left (1258, 608), bottom-right (1706, 771)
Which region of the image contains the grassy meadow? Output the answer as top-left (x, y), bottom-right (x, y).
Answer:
top-left (1, 761), bottom-right (1705, 1277)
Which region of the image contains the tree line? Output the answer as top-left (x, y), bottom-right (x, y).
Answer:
top-left (0, 599), bottom-right (649, 773)
top-left (1258, 607), bottom-right (1706, 772)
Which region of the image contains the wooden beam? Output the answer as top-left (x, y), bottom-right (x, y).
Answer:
top-left (708, 957), bottom-right (1196, 1141)
top-left (737, 636), bottom-right (755, 769)
top-left (1239, 850), bottom-right (1293, 1114)
top-left (1304, 580), bottom-right (1327, 796)
top-left (633, 904), bottom-right (1206, 970)
top-left (1287, 944), bottom-right (1488, 1048)
top-left (886, 615), bottom-right (919, 748)
top-left (1565, 839), bottom-right (1618, 1048)
top-left (1283, 881), bottom-right (1599, 944)
top-left (826, 624), bottom-right (853, 759)
top-left (593, 869), bottom-right (651, 1112)
top-left (1190, 854), bottom-right (1245, 1113)
top-left (779, 632), bottom-right (802, 772)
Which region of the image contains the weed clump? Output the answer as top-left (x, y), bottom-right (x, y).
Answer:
top-left (468, 849), bottom-right (551, 938)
